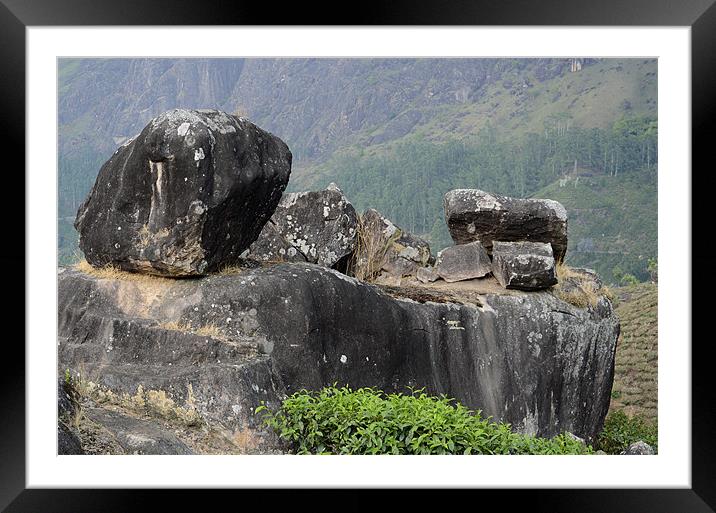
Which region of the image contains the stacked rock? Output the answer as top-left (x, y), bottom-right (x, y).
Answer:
top-left (245, 187), bottom-right (433, 283)
top-left (75, 108), bottom-right (567, 294)
top-left (418, 188), bottom-right (569, 290)
top-left (236, 181), bottom-right (434, 283)
top-left (75, 109), bottom-right (292, 276)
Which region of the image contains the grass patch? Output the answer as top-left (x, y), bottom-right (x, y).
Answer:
top-left (74, 258), bottom-right (172, 284)
top-left (256, 386), bottom-right (592, 455)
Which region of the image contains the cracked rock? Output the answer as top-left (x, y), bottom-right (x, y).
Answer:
top-left (492, 241), bottom-right (558, 290)
top-left (443, 188), bottom-right (568, 261)
top-left (247, 183), bottom-right (358, 268)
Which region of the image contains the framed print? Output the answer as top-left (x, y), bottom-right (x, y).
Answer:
top-left (4, 0), bottom-right (713, 511)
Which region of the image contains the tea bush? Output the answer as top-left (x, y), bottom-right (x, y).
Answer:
top-left (595, 410), bottom-right (658, 454)
top-left (255, 386), bottom-right (592, 455)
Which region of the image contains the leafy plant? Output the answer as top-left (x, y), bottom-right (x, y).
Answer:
top-left (595, 410), bottom-right (657, 454)
top-left (255, 386), bottom-right (592, 455)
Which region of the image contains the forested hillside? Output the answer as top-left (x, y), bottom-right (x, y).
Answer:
top-left (58, 57), bottom-right (657, 282)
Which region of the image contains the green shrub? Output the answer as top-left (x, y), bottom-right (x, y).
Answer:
top-left (255, 386), bottom-right (592, 455)
top-left (596, 410), bottom-right (657, 454)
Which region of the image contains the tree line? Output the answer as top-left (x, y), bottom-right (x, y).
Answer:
top-left (322, 114), bottom-right (657, 250)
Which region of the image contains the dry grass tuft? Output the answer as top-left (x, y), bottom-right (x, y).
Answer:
top-left (552, 263), bottom-right (602, 308)
top-left (158, 320), bottom-right (226, 340)
top-left (217, 264), bottom-right (244, 275)
top-left (555, 262), bottom-right (582, 282)
top-left (232, 428), bottom-right (260, 452)
top-left (74, 258), bottom-right (171, 284)
top-left (194, 323), bottom-right (224, 338)
top-left (347, 216), bottom-right (397, 282)
top-left (158, 320), bottom-right (192, 332)
top-left (73, 375), bottom-right (204, 427)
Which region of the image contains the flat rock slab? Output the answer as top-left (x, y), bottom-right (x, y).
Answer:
top-left (492, 241), bottom-right (558, 291)
top-left (84, 407), bottom-right (194, 455)
top-left (75, 108), bottom-right (292, 276)
top-left (58, 262), bottom-right (618, 443)
top-left (248, 183), bottom-right (357, 268)
top-left (443, 189), bottom-right (568, 262)
top-left (435, 242), bottom-right (492, 283)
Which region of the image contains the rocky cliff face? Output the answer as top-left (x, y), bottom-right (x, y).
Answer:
top-left (58, 262), bottom-right (618, 446)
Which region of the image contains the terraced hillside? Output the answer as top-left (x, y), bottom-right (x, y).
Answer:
top-left (609, 282), bottom-right (658, 423)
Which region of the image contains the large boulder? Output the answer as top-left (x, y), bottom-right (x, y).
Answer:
top-left (247, 183), bottom-right (357, 268)
top-left (492, 241), bottom-right (558, 290)
top-left (75, 109), bottom-right (292, 276)
top-left (435, 242), bottom-right (492, 283)
top-left (351, 208), bottom-right (432, 281)
top-left (443, 189), bottom-right (568, 262)
top-left (58, 262), bottom-right (618, 444)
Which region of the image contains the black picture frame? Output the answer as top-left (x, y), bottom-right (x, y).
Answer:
top-left (3, 1), bottom-right (712, 511)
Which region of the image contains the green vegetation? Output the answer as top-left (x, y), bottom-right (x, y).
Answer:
top-left (595, 410), bottom-right (657, 454)
top-left (609, 282), bottom-right (658, 422)
top-left (256, 386), bottom-right (592, 455)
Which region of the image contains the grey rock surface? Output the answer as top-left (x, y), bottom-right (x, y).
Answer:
top-left (416, 266), bottom-right (439, 283)
top-left (248, 183), bottom-right (357, 268)
top-left (435, 242), bottom-right (492, 283)
top-left (58, 262), bottom-right (618, 444)
top-left (58, 421), bottom-right (84, 455)
top-left (84, 408), bottom-right (193, 455)
top-left (492, 241), bottom-right (558, 290)
top-left (444, 189), bottom-right (568, 261)
top-left (75, 108), bottom-right (292, 276)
